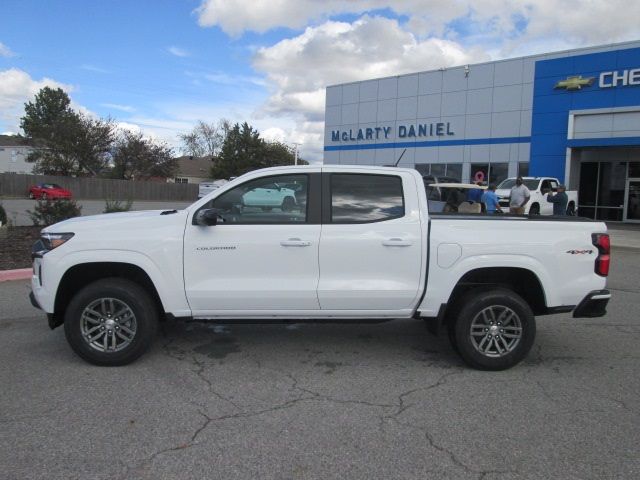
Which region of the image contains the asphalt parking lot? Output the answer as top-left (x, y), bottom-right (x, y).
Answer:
top-left (1, 250), bottom-right (639, 480)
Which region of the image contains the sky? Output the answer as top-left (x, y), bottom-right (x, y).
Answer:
top-left (1, 0), bottom-right (640, 162)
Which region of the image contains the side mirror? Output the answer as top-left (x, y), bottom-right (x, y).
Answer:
top-left (194, 208), bottom-right (219, 226)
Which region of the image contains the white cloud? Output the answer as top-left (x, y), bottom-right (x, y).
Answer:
top-left (114, 121), bottom-right (142, 134)
top-left (80, 64), bottom-right (110, 74)
top-left (195, 0), bottom-right (640, 46)
top-left (101, 103), bottom-right (135, 113)
top-left (0, 68), bottom-right (75, 133)
top-left (203, 72), bottom-right (266, 87)
top-left (251, 16), bottom-right (482, 160)
top-left (0, 42), bottom-right (15, 58)
top-left (195, 1), bottom-right (640, 161)
top-left (167, 46), bottom-right (191, 57)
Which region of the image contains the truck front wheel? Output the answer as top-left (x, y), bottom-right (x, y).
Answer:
top-left (451, 288), bottom-right (535, 370)
top-left (63, 278), bottom-right (158, 366)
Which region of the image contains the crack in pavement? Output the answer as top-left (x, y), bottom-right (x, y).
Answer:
top-left (390, 417), bottom-right (518, 480)
top-left (160, 336), bottom-right (242, 411)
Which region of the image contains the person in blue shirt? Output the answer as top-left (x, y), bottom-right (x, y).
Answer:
top-left (481, 184), bottom-right (502, 214)
top-left (466, 181), bottom-right (484, 203)
top-left (546, 184), bottom-right (569, 215)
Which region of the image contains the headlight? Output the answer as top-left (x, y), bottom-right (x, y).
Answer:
top-left (41, 232), bottom-right (74, 250)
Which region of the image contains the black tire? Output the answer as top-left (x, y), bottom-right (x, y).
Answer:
top-left (529, 203), bottom-right (540, 215)
top-left (281, 196), bottom-right (295, 212)
top-left (566, 202), bottom-right (576, 216)
top-left (451, 288), bottom-right (535, 370)
top-left (64, 278), bottom-right (158, 366)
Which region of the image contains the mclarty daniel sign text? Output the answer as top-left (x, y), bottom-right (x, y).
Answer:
top-left (331, 122), bottom-right (455, 143)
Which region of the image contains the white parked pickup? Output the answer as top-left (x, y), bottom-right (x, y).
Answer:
top-left (30, 166), bottom-right (610, 370)
top-left (496, 177), bottom-right (578, 215)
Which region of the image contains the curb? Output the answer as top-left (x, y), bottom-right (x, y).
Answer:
top-left (0, 268), bottom-right (32, 282)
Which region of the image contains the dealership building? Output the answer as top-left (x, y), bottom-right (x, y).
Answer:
top-left (323, 40), bottom-right (640, 222)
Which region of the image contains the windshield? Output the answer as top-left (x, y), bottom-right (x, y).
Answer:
top-left (497, 179), bottom-right (539, 190)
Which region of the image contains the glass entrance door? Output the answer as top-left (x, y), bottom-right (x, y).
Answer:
top-left (625, 179), bottom-right (640, 222)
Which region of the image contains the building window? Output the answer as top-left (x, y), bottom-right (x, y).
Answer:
top-left (518, 162), bottom-right (529, 177)
top-left (470, 164), bottom-right (488, 183)
top-left (470, 163), bottom-right (508, 185)
top-left (174, 177), bottom-right (189, 184)
top-left (414, 163), bottom-right (463, 181)
top-left (489, 163), bottom-right (509, 185)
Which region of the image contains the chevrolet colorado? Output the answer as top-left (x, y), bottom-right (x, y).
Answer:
top-left (30, 166), bottom-right (611, 370)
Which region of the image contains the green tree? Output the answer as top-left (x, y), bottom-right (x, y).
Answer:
top-left (111, 131), bottom-right (177, 180)
top-left (20, 87), bottom-right (115, 176)
top-left (264, 141), bottom-right (308, 167)
top-left (211, 122), bottom-right (307, 178)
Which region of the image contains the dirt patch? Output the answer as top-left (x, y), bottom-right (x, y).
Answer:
top-left (0, 226), bottom-right (41, 270)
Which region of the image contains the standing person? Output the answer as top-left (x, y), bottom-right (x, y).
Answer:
top-left (466, 181), bottom-right (484, 203)
top-left (481, 184), bottom-right (502, 214)
top-left (546, 184), bottom-right (569, 215)
top-left (509, 176), bottom-right (530, 215)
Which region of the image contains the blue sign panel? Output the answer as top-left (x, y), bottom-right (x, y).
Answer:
top-left (530, 47), bottom-right (640, 181)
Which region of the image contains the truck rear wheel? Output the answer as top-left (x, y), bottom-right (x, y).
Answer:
top-left (63, 278), bottom-right (158, 366)
top-left (451, 288), bottom-right (535, 370)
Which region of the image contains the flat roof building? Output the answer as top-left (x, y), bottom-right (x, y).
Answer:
top-left (323, 40), bottom-right (640, 222)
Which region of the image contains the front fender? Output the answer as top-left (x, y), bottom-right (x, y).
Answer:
top-left (39, 249), bottom-right (191, 316)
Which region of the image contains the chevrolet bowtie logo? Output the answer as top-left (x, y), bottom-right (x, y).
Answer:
top-left (554, 75), bottom-right (595, 90)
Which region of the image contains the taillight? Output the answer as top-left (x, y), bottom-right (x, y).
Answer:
top-left (592, 233), bottom-right (610, 277)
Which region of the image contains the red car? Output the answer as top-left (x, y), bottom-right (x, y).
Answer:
top-left (28, 183), bottom-right (73, 200)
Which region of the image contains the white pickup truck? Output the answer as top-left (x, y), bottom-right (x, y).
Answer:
top-left (30, 166), bottom-right (611, 370)
top-left (496, 177), bottom-right (578, 215)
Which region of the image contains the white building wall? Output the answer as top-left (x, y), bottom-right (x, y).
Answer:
top-left (0, 146), bottom-right (34, 174)
top-left (323, 40), bottom-right (640, 184)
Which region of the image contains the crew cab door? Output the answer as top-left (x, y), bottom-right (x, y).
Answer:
top-left (317, 170), bottom-right (425, 312)
top-left (184, 172), bottom-right (321, 314)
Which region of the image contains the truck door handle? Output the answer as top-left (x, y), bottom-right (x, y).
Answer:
top-left (280, 238), bottom-right (311, 247)
top-left (382, 238), bottom-right (412, 247)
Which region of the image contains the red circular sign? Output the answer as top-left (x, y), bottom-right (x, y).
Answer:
top-left (474, 171), bottom-right (485, 182)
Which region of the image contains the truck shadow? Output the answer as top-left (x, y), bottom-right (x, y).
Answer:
top-left (157, 318), bottom-right (463, 369)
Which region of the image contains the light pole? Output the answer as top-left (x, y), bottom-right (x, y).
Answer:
top-left (291, 142), bottom-right (302, 166)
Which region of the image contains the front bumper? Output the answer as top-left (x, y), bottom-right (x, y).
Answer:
top-left (29, 291), bottom-right (41, 310)
top-left (573, 289), bottom-right (611, 318)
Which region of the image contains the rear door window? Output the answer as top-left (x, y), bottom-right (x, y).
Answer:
top-left (330, 174), bottom-right (404, 223)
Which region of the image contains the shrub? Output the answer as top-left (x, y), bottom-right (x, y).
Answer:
top-left (103, 199), bottom-right (133, 213)
top-left (28, 199), bottom-right (82, 226)
top-left (0, 202), bottom-right (7, 226)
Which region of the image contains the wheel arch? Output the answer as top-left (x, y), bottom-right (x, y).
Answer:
top-left (52, 262), bottom-right (165, 328)
top-left (443, 267), bottom-right (547, 322)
